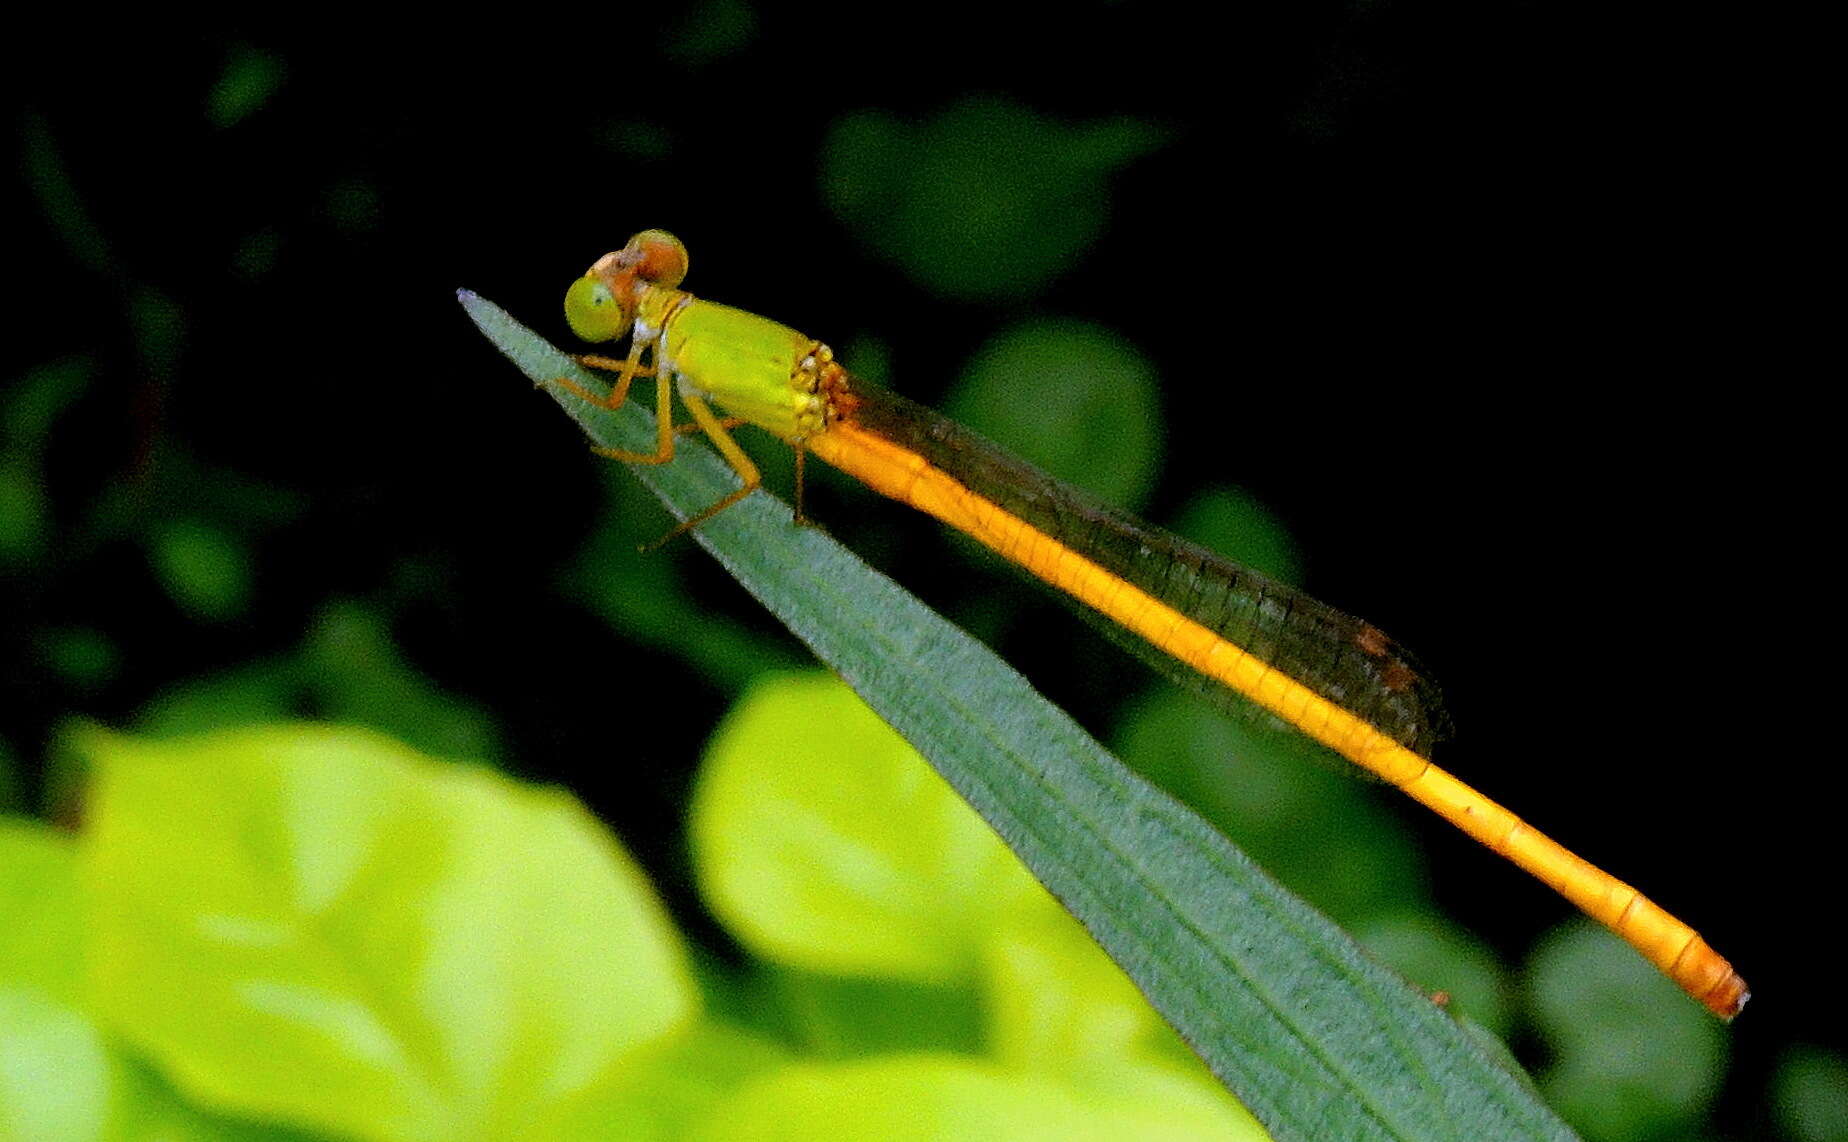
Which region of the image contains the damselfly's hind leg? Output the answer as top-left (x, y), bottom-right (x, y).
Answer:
top-left (637, 391), bottom-right (763, 551)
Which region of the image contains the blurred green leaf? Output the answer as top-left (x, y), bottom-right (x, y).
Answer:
top-left (822, 97), bottom-right (1163, 300)
top-left (149, 519), bottom-right (251, 622)
top-left (131, 601), bottom-right (502, 759)
top-left (0, 821), bottom-right (109, 1141)
top-left (0, 989), bottom-right (117, 1142)
top-left (21, 113), bottom-right (110, 274)
top-left (75, 722), bottom-right (698, 1140)
top-left (1527, 921), bottom-right (1724, 1141)
top-left (231, 229), bottom-right (283, 281)
top-left (0, 740), bottom-right (20, 814)
top-left (688, 1055), bottom-right (1268, 1141)
top-left (765, 968), bottom-right (985, 1059)
top-left (0, 358), bottom-right (87, 568)
top-left (129, 288), bottom-right (186, 379)
top-left (1774, 1047), bottom-right (1848, 1142)
top-left (982, 906), bottom-right (1191, 1074)
top-left (207, 45), bottom-right (285, 128)
top-left (1352, 914), bottom-right (1513, 1039)
top-left (465, 292), bottom-right (1579, 1142)
top-left (3, 357), bottom-right (92, 452)
top-left (664, 0), bottom-right (758, 66)
top-left (692, 673), bottom-right (1054, 984)
top-left (602, 117), bottom-right (674, 161)
top-left (1, 1002), bottom-right (331, 1141)
top-left (1112, 687), bottom-right (1427, 927)
top-left (838, 334), bottom-right (893, 389)
top-left (529, 1023), bottom-right (787, 1141)
top-left (39, 626), bottom-right (121, 691)
top-left (79, 446), bottom-right (306, 569)
top-left (325, 178), bottom-right (382, 234)
top-left (1170, 487), bottom-right (1302, 586)
top-left (2, 822), bottom-right (295, 1141)
top-left (105, 1054), bottom-right (333, 1141)
top-left (0, 459), bottom-right (49, 566)
top-left (565, 471), bottom-right (799, 692)
top-left (0, 821), bottom-right (84, 1003)
top-left (947, 319), bottom-right (1162, 510)
top-left (135, 657), bottom-right (303, 738)
top-left (303, 599), bottom-right (502, 762)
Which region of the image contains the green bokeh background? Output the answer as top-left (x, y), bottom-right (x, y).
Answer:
top-left (3, 10), bottom-right (1821, 1141)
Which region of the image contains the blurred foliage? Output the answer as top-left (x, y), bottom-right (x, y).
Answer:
top-left (664, 0), bottom-right (760, 68)
top-left (0, 358), bottom-right (88, 568)
top-left (0, 687), bottom-right (1266, 1139)
top-left (822, 97), bottom-right (1164, 301)
top-left (149, 518), bottom-right (251, 622)
top-left (1169, 486), bottom-right (1302, 586)
top-left (206, 46), bottom-right (285, 129)
top-left (21, 112), bottom-right (109, 273)
top-left (1527, 923), bottom-right (1727, 1141)
top-left (0, 739), bottom-right (21, 815)
top-left (1774, 1047), bottom-right (1848, 1142)
top-left (947, 318), bottom-right (1163, 510)
top-left (134, 599), bottom-right (503, 762)
top-left (691, 675), bottom-right (1053, 985)
top-left (561, 466), bottom-right (803, 691)
top-left (1113, 686), bottom-right (1429, 930)
top-left (1351, 913), bottom-right (1514, 1041)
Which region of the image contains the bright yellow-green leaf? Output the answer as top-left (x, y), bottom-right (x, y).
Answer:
top-left (0, 823), bottom-right (112, 1141)
top-left (0, 821), bottom-right (83, 1003)
top-left (981, 908), bottom-right (1171, 1072)
top-left (691, 673), bottom-right (1055, 984)
top-left (689, 1054), bottom-right (1268, 1141)
top-left (76, 723), bottom-right (696, 1141)
top-left (0, 989), bottom-right (115, 1142)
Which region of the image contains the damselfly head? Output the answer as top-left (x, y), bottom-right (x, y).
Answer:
top-left (563, 265), bottom-right (636, 343)
top-left (564, 231), bottom-right (688, 343)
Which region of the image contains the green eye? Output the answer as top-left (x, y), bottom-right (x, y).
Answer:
top-left (564, 273), bottom-right (632, 342)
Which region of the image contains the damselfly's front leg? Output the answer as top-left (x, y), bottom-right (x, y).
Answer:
top-left (545, 339), bottom-right (654, 411)
top-left (544, 333), bottom-right (677, 465)
top-left (549, 332), bottom-right (762, 547)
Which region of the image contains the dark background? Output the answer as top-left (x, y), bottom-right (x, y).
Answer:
top-left (3, 8), bottom-right (1822, 1139)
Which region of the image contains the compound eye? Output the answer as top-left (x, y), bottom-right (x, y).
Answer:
top-left (563, 272), bottom-right (633, 343)
top-left (624, 229), bottom-right (689, 288)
